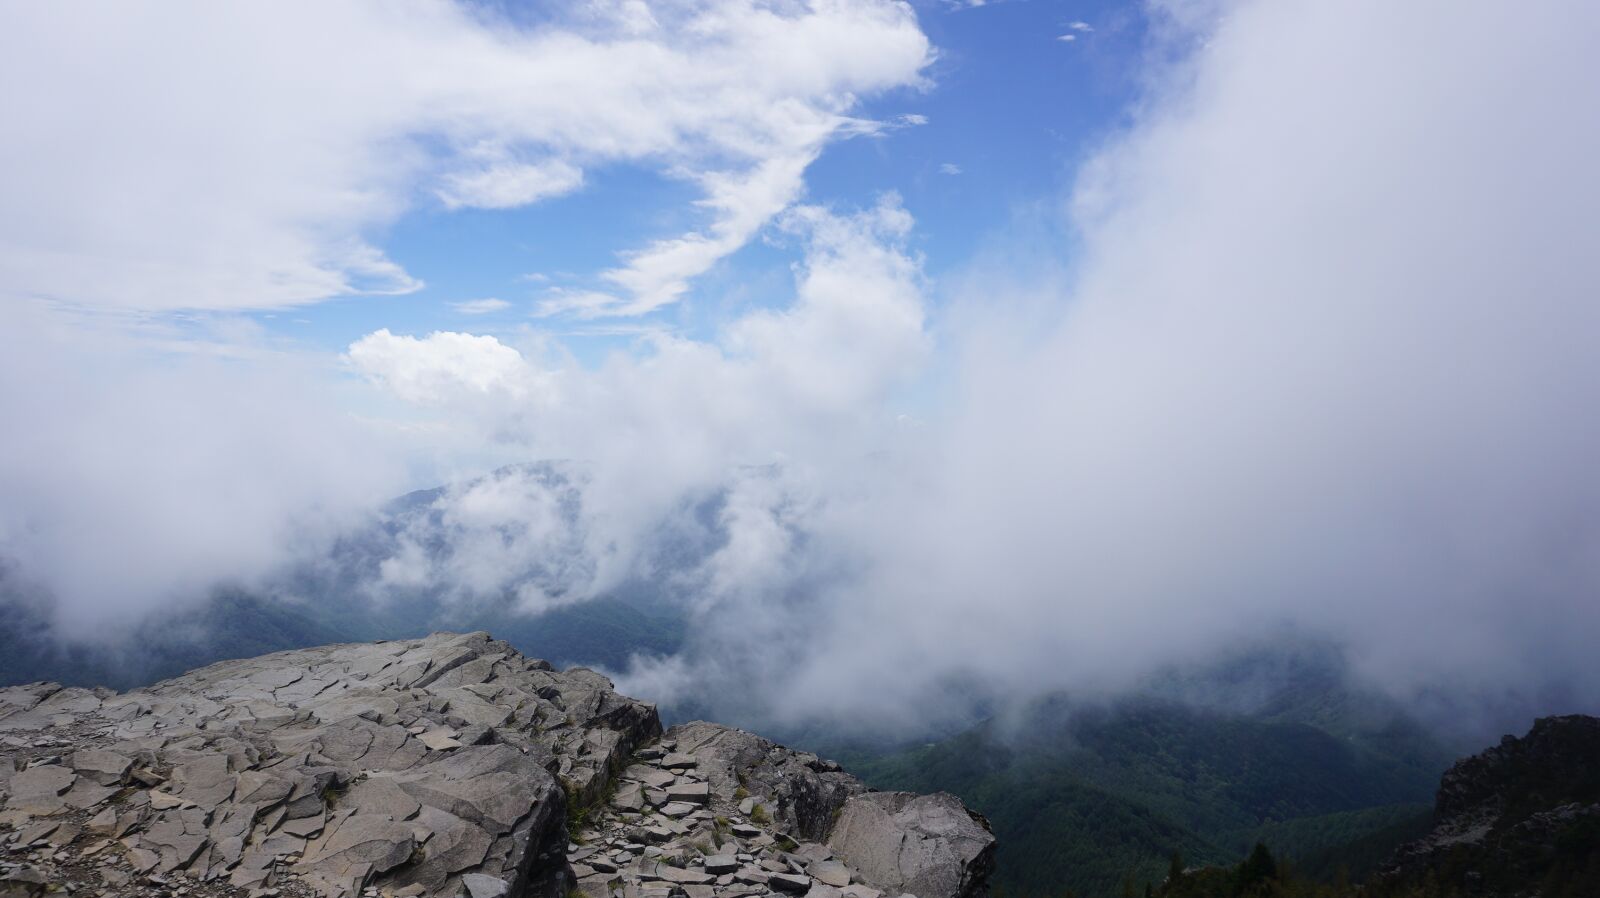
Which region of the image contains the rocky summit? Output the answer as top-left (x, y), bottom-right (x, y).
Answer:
top-left (0, 632), bottom-right (994, 898)
top-left (1372, 714), bottom-right (1600, 897)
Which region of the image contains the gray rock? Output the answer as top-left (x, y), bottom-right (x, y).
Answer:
top-left (810, 860), bottom-right (852, 887)
top-left (665, 782), bottom-right (711, 805)
top-left (0, 632), bottom-right (997, 898)
top-left (612, 781), bottom-right (646, 811)
top-left (0, 631), bottom-right (664, 898)
top-left (8, 765), bottom-right (76, 802)
top-left (69, 749), bottom-right (132, 786)
top-left (344, 776), bottom-right (423, 820)
top-left (770, 873), bottom-right (815, 893)
top-left (461, 873), bottom-right (511, 898)
top-left (667, 722), bottom-right (863, 840)
top-left (826, 792), bottom-right (994, 898)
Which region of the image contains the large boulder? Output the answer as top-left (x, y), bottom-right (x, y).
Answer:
top-left (827, 791), bottom-right (996, 898)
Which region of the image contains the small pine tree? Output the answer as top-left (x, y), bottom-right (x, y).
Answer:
top-left (1168, 851), bottom-right (1185, 883)
top-left (1240, 843), bottom-right (1279, 889)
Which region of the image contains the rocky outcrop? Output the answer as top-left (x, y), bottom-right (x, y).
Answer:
top-left (0, 632), bottom-right (660, 898)
top-left (569, 723), bottom-right (993, 898)
top-left (664, 722), bottom-right (865, 841)
top-left (0, 633), bottom-right (995, 898)
top-left (1373, 714), bottom-right (1600, 897)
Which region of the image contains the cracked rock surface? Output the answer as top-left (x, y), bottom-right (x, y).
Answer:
top-left (0, 632), bottom-right (659, 898)
top-left (0, 633), bottom-right (993, 898)
top-left (565, 723), bottom-right (993, 898)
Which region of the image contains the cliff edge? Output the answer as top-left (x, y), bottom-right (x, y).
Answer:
top-left (0, 632), bottom-right (993, 898)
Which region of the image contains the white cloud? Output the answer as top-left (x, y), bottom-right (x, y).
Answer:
top-left (1057, 33), bottom-right (1078, 42)
top-left (531, 0), bottom-right (1600, 737)
top-left (0, 0), bottom-right (932, 313)
top-left (587, 151), bottom-right (823, 315)
top-left (451, 298), bottom-right (512, 315)
top-left (0, 303), bottom-right (405, 633)
top-left (377, 464), bottom-right (599, 616)
top-left (939, 162), bottom-right (962, 175)
top-left (437, 159), bottom-right (585, 210)
top-left (746, 0), bottom-right (1600, 726)
top-left (346, 328), bottom-right (542, 404)
top-left (352, 196), bottom-right (929, 611)
top-left (1068, 20), bottom-right (1093, 31)
top-left (8, 0), bottom-right (1597, 749)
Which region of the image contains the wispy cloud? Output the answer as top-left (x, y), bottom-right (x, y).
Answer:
top-left (451, 298), bottom-right (512, 315)
top-left (437, 160), bottom-right (584, 211)
top-left (0, 1), bottom-right (932, 315)
top-left (939, 162), bottom-right (963, 175)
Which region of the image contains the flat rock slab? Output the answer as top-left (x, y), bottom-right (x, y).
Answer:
top-left (770, 872), bottom-right (815, 893)
top-left (665, 782), bottom-right (710, 804)
top-left (810, 860), bottom-right (853, 887)
top-left (462, 872), bottom-right (512, 898)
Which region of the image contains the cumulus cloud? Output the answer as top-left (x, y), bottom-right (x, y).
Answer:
top-left (0, 0), bottom-right (930, 313)
top-left (346, 329), bottom-right (545, 404)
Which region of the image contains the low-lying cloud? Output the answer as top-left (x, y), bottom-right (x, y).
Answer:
top-left (621, 0), bottom-right (1600, 732)
top-left (2, 0), bottom-right (1598, 745)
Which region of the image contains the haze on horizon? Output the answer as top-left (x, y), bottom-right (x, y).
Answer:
top-left (1, 0), bottom-right (1598, 738)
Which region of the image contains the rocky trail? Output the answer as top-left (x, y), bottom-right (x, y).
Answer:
top-left (0, 633), bottom-right (993, 898)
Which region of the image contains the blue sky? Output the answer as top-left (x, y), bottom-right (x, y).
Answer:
top-left (254, 0), bottom-right (1153, 359)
